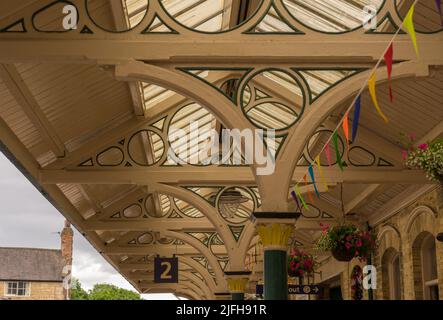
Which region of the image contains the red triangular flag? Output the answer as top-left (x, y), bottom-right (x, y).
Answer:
top-left (325, 142), bottom-right (332, 166)
top-left (384, 44), bottom-right (394, 102)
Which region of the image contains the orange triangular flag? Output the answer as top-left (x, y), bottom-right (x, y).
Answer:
top-left (304, 174), bottom-right (315, 203)
top-left (342, 111), bottom-right (350, 152)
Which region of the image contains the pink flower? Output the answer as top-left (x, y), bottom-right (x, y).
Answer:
top-left (345, 242), bottom-right (352, 250)
top-left (401, 150), bottom-right (408, 160)
top-left (356, 240), bottom-right (362, 248)
top-left (299, 269), bottom-right (304, 275)
top-left (295, 263), bottom-right (301, 269)
top-left (418, 143), bottom-right (429, 150)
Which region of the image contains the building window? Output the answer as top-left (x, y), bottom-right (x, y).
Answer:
top-left (381, 248), bottom-right (402, 300)
top-left (5, 281), bottom-right (30, 297)
top-left (421, 234), bottom-right (439, 300)
top-left (412, 231), bottom-right (439, 300)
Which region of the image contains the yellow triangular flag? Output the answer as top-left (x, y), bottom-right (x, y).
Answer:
top-left (315, 155), bottom-right (328, 192)
top-left (404, 4), bottom-right (420, 58)
top-left (368, 73), bottom-right (389, 123)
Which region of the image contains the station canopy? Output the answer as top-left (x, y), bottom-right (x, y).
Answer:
top-left (0, 0), bottom-right (442, 299)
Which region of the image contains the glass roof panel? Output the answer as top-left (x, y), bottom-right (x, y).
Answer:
top-left (282, 0), bottom-right (384, 32)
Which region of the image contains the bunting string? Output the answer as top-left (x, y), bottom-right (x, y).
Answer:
top-left (290, 0), bottom-right (420, 207)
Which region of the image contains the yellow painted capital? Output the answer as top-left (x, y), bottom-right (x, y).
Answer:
top-left (256, 223), bottom-right (294, 251)
top-left (226, 278), bottom-right (249, 293)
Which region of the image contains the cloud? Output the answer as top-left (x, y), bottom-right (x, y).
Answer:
top-left (0, 153), bottom-right (178, 300)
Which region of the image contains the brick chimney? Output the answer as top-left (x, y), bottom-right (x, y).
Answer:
top-left (60, 220), bottom-right (73, 300)
top-left (61, 220), bottom-right (73, 265)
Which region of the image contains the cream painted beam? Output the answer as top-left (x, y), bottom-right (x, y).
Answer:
top-left (86, 218), bottom-right (331, 232)
top-left (39, 167), bottom-right (430, 184)
top-left (0, 64), bottom-right (65, 157)
top-left (344, 184), bottom-right (385, 214)
top-left (368, 184), bottom-right (437, 226)
top-left (103, 245), bottom-right (227, 256)
top-left (1, 38), bottom-right (442, 64)
top-left (85, 219), bottom-right (216, 231)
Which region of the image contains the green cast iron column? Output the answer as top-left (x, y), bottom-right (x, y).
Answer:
top-left (264, 250), bottom-right (288, 300)
top-left (231, 292), bottom-right (245, 300)
top-left (252, 212), bottom-right (300, 301)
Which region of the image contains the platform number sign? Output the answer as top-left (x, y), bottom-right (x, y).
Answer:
top-left (154, 257), bottom-right (178, 283)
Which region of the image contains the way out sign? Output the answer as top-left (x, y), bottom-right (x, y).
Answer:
top-left (154, 257), bottom-right (178, 283)
top-left (256, 284), bottom-right (322, 295)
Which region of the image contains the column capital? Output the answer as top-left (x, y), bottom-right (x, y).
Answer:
top-left (253, 212), bottom-right (300, 251)
top-left (224, 271), bottom-right (251, 293)
top-left (214, 292), bottom-right (231, 300)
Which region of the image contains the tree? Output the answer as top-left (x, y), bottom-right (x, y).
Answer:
top-left (88, 283), bottom-right (141, 300)
top-left (70, 279), bottom-right (141, 300)
top-left (70, 278), bottom-right (88, 300)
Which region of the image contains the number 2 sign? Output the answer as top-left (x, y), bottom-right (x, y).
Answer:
top-left (154, 257), bottom-right (178, 283)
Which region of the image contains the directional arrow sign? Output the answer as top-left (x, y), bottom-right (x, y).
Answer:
top-left (256, 284), bottom-right (322, 295)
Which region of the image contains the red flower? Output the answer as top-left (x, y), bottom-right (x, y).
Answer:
top-left (356, 240), bottom-right (362, 248)
top-left (345, 242), bottom-right (352, 250)
top-left (418, 143), bottom-right (428, 150)
top-left (299, 269), bottom-right (304, 275)
top-left (346, 235), bottom-right (352, 241)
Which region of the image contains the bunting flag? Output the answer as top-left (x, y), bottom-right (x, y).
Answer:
top-left (368, 72), bottom-right (389, 123)
top-left (342, 111), bottom-right (350, 152)
top-left (315, 155), bottom-right (329, 192)
top-left (290, 190), bottom-right (302, 212)
top-left (384, 44), bottom-right (394, 102)
top-left (308, 165), bottom-right (320, 197)
top-left (437, 0), bottom-right (443, 26)
top-left (401, 150), bottom-right (408, 161)
top-left (294, 185), bottom-right (308, 209)
top-left (332, 131), bottom-right (344, 171)
top-left (404, 4), bottom-right (420, 58)
top-left (304, 174), bottom-right (315, 203)
top-left (352, 95), bottom-right (362, 142)
top-left (325, 142), bottom-right (332, 166)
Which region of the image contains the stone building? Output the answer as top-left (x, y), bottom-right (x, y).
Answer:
top-left (313, 185), bottom-right (443, 300)
top-left (0, 222), bottom-right (73, 300)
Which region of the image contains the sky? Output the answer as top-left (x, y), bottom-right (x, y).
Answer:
top-left (0, 152), bottom-right (180, 300)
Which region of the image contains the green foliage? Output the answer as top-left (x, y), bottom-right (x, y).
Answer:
top-left (405, 139), bottom-right (443, 182)
top-left (287, 248), bottom-right (316, 277)
top-left (70, 278), bottom-right (141, 300)
top-left (316, 224), bottom-right (377, 260)
top-left (70, 278), bottom-right (89, 300)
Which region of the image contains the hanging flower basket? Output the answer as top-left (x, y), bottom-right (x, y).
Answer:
top-left (401, 136), bottom-right (443, 184)
top-left (331, 247), bottom-right (354, 262)
top-left (287, 248), bottom-right (316, 278)
top-left (316, 224), bottom-right (377, 262)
